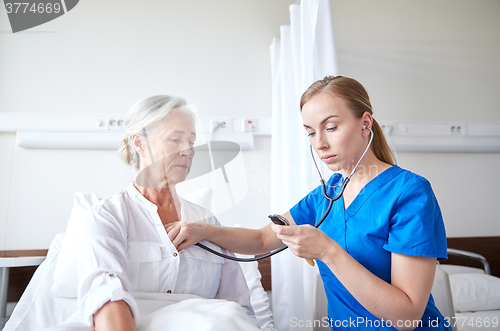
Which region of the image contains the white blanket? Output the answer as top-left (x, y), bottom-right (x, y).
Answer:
top-left (43, 293), bottom-right (260, 331)
top-left (4, 234), bottom-right (272, 331)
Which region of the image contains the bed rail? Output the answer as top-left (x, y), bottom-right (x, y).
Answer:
top-left (447, 248), bottom-right (491, 275)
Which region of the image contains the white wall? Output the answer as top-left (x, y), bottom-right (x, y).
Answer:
top-left (331, 0), bottom-right (500, 237)
top-left (0, 0), bottom-right (295, 250)
top-left (1, 0), bottom-right (499, 250)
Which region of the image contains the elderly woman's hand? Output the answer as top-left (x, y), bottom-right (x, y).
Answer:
top-left (165, 221), bottom-right (210, 251)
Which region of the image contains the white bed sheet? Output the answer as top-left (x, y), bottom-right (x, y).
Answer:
top-left (4, 234), bottom-right (77, 331)
top-left (3, 234), bottom-right (275, 331)
top-left (437, 265), bottom-right (500, 331)
top-left (42, 293), bottom-right (261, 331)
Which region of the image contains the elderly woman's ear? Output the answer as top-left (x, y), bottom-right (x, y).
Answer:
top-left (132, 135), bottom-right (146, 158)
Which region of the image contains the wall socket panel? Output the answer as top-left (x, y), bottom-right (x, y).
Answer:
top-left (243, 118), bottom-right (256, 132)
top-left (210, 117), bottom-right (234, 133)
top-left (231, 118), bottom-right (257, 133)
top-left (379, 122), bottom-right (395, 136)
top-left (449, 123), bottom-right (465, 135)
top-left (106, 115), bottom-right (126, 131)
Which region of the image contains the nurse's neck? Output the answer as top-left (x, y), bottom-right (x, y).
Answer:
top-left (341, 151), bottom-right (391, 187)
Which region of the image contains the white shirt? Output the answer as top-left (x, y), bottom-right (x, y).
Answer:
top-left (77, 183), bottom-right (256, 327)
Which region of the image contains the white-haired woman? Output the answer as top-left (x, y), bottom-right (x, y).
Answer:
top-left (75, 96), bottom-right (257, 331)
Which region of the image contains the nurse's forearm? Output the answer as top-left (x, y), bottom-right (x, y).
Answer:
top-left (205, 223), bottom-right (283, 255)
top-left (322, 248), bottom-right (434, 331)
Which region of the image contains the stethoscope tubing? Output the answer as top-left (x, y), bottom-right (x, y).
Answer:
top-left (194, 193), bottom-right (339, 262)
top-left (196, 127), bottom-right (373, 262)
top-left (195, 242), bottom-right (288, 262)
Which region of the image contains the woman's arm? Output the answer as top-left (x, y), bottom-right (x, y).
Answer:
top-left (94, 300), bottom-right (136, 331)
top-left (328, 248), bottom-right (435, 330)
top-left (273, 224), bottom-right (436, 331)
top-left (78, 208), bottom-right (139, 329)
top-left (166, 211), bottom-right (296, 255)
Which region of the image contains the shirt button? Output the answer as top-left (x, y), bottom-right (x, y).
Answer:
top-left (167, 290), bottom-right (172, 293)
top-left (173, 253), bottom-right (177, 257)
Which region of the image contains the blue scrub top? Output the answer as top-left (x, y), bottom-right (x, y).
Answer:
top-left (290, 165), bottom-right (451, 330)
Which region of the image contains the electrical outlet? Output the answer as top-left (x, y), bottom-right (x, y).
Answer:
top-left (380, 123), bottom-right (394, 136)
top-left (449, 123), bottom-right (465, 136)
top-left (210, 117), bottom-right (233, 133)
top-left (107, 115), bottom-right (126, 131)
top-left (243, 118), bottom-right (256, 132)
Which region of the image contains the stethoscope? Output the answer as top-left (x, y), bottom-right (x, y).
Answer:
top-left (138, 126), bottom-right (374, 262)
top-left (195, 125), bottom-right (374, 263)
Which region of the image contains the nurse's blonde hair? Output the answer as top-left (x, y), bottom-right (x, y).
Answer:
top-left (119, 95), bottom-right (194, 172)
top-left (300, 76), bottom-right (396, 165)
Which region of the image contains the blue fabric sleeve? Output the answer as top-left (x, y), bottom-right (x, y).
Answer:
top-left (289, 185), bottom-right (323, 226)
top-left (383, 177), bottom-right (448, 260)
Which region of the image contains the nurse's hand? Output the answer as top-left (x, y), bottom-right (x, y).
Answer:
top-left (165, 221), bottom-right (208, 251)
top-left (271, 223), bottom-right (339, 262)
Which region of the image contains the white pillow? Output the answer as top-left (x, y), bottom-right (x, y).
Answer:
top-left (51, 192), bottom-right (100, 297)
top-left (449, 273), bottom-right (500, 312)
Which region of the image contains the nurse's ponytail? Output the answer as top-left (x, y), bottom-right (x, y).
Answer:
top-left (300, 76), bottom-right (396, 165)
top-left (371, 118), bottom-right (396, 166)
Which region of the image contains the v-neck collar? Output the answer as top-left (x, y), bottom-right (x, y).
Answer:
top-left (340, 165), bottom-right (403, 220)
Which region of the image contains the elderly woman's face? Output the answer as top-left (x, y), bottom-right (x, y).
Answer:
top-left (141, 111), bottom-right (196, 186)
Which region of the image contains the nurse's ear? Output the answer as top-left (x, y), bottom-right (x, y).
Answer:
top-left (361, 112), bottom-right (373, 138)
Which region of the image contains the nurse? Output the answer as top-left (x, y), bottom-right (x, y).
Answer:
top-left (167, 76), bottom-right (451, 331)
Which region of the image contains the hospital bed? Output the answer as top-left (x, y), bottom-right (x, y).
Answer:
top-left (433, 249), bottom-right (500, 331)
top-left (312, 249), bottom-right (500, 331)
top-left (2, 192), bottom-right (276, 331)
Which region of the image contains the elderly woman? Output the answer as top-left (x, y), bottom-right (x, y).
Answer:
top-left (76, 96), bottom-right (257, 331)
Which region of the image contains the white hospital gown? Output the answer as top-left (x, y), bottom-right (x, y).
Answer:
top-left (76, 183), bottom-right (256, 327)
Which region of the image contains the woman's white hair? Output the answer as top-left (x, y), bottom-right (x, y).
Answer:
top-left (119, 95), bottom-right (195, 172)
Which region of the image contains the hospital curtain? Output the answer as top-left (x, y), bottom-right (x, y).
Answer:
top-left (270, 1), bottom-right (337, 330)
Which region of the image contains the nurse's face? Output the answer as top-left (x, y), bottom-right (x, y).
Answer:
top-left (301, 92), bottom-right (366, 173)
top-left (138, 111), bottom-right (196, 186)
